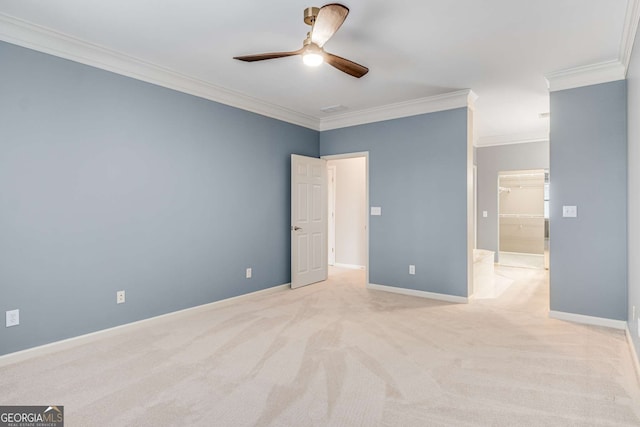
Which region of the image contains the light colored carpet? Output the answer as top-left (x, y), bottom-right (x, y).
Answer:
top-left (1, 266), bottom-right (639, 426)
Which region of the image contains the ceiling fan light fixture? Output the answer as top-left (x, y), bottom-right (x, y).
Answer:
top-left (302, 42), bottom-right (324, 67)
top-left (303, 51), bottom-right (324, 67)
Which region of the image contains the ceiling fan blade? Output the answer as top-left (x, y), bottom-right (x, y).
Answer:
top-left (234, 49), bottom-right (302, 62)
top-left (324, 52), bottom-right (369, 78)
top-left (311, 3), bottom-right (349, 48)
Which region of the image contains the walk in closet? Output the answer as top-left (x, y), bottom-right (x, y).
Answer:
top-left (498, 170), bottom-right (546, 268)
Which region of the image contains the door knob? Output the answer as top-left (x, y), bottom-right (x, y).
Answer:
top-left (291, 226), bottom-right (302, 231)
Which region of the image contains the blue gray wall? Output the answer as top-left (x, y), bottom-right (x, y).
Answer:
top-left (320, 109), bottom-right (470, 297)
top-left (0, 41), bottom-right (319, 356)
top-left (476, 141), bottom-right (549, 260)
top-left (627, 23), bottom-right (640, 361)
top-left (549, 81), bottom-right (627, 320)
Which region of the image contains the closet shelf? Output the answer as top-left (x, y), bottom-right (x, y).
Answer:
top-left (498, 172), bottom-right (545, 178)
top-left (499, 185), bottom-right (543, 189)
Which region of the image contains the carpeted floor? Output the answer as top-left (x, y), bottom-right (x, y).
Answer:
top-left (1, 266), bottom-right (639, 426)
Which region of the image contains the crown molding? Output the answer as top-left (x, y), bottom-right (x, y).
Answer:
top-left (475, 132), bottom-right (549, 148)
top-left (545, 0), bottom-right (640, 91)
top-left (545, 60), bottom-right (626, 92)
top-left (0, 13), bottom-right (320, 130)
top-left (318, 89), bottom-right (477, 131)
top-left (621, 0), bottom-right (640, 73)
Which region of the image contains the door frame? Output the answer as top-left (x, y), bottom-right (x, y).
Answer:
top-left (327, 165), bottom-right (337, 266)
top-left (321, 152), bottom-right (370, 285)
top-left (474, 164), bottom-right (478, 249)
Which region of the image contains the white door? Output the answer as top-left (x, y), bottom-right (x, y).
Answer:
top-left (291, 154), bottom-right (328, 289)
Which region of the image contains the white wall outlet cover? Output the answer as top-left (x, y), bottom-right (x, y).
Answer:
top-left (483, 211), bottom-right (488, 218)
top-left (409, 265), bottom-right (415, 275)
top-left (562, 205), bottom-right (577, 218)
top-left (6, 309), bottom-right (19, 327)
top-left (116, 290), bottom-right (125, 304)
top-left (370, 207), bottom-right (382, 216)
top-left (246, 268), bottom-right (252, 279)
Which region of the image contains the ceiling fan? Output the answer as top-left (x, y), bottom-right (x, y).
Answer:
top-left (233, 3), bottom-right (369, 78)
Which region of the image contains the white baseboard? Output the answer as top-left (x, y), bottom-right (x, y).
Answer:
top-left (367, 283), bottom-right (468, 304)
top-left (0, 283), bottom-right (290, 366)
top-left (333, 263), bottom-right (366, 270)
top-left (627, 325), bottom-right (640, 386)
top-left (548, 310), bottom-right (627, 330)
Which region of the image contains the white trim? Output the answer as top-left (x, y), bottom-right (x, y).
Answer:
top-left (621, 0), bottom-right (640, 74)
top-left (322, 152), bottom-right (370, 161)
top-left (467, 91), bottom-right (479, 111)
top-left (545, 60), bottom-right (626, 92)
top-left (318, 90), bottom-right (477, 131)
top-left (626, 325), bottom-right (640, 385)
top-left (548, 310), bottom-right (627, 330)
top-left (367, 283), bottom-right (469, 304)
top-left (0, 13), bottom-right (319, 130)
top-left (475, 133), bottom-right (549, 148)
top-left (327, 165), bottom-right (337, 266)
top-left (334, 263), bottom-right (366, 270)
top-left (0, 283), bottom-right (290, 366)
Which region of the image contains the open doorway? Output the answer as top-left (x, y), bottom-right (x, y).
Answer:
top-left (497, 169), bottom-right (548, 269)
top-left (322, 153), bottom-right (368, 283)
top-left (473, 168), bottom-right (549, 302)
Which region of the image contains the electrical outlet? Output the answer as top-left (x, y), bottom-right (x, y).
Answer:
top-left (6, 309), bottom-right (19, 327)
top-left (116, 290), bottom-right (125, 304)
top-left (246, 268), bottom-right (252, 279)
top-left (409, 265), bottom-right (415, 275)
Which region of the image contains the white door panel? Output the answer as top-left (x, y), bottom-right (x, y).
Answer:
top-left (291, 154), bottom-right (327, 288)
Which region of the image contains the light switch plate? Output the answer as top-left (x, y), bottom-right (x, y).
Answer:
top-left (483, 211), bottom-right (488, 218)
top-left (562, 205), bottom-right (577, 218)
top-left (371, 207), bottom-right (382, 216)
top-left (6, 309), bottom-right (19, 327)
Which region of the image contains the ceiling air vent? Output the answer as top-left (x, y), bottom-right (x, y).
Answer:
top-left (320, 104), bottom-right (348, 113)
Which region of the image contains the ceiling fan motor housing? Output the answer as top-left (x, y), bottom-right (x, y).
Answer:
top-left (304, 7), bottom-right (320, 26)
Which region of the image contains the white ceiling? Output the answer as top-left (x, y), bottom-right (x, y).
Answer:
top-left (0, 0), bottom-right (636, 145)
